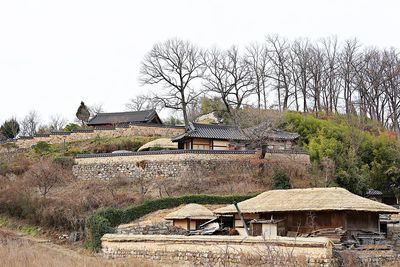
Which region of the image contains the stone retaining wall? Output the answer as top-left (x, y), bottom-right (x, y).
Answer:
top-left (264, 151), bottom-right (310, 164)
top-left (12, 124), bottom-right (184, 149)
top-left (101, 234), bottom-right (333, 266)
top-left (117, 222), bottom-right (187, 235)
top-left (72, 151), bottom-right (257, 180)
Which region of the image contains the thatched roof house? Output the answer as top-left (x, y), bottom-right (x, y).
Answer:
top-left (215, 187), bottom-right (398, 214)
top-left (165, 204), bottom-right (217, 231)
top-left (137, 138), bottom-right (178, 151)
top-left (214, 188), bottom-right (398, 237)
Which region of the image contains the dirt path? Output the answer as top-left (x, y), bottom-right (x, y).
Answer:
top-left (0, 228), bottom-right (156, 267)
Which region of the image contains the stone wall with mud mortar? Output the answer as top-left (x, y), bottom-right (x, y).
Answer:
top-left (72, 150), bottom-right (258, 180)
top-left (101, 234), bottom-right (333, 266)
top-left (11, 124), bottom-right (185, 149)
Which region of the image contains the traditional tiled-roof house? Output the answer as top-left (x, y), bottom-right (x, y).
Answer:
top-left (87, 109), bottom-right (162, 128)
top-left (171, 122), bottom-right (299, 151)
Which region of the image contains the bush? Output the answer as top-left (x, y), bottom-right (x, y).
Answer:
top-left (19, 226), bottom-right (39, 236)
top-left (53, 156), bottom-right (75, 169)
top-left (63, 123), bottom-right (81, 132)
top-left (0, 162), bottom-right (8, 176)
top-left (0, 193), bottom-right (37, 220)
top-left (34, 141), bottom-right (52, 155)
top-left (85, 193), bottom-right (257, 250)
top-left (7, 155), bottom-right (31, 175)
top-left (85, 215), bottom-right (115, 250)
top-left (272, 168), bottom-right (291, 189)
top-left (64, 149), bottom-right (86, 156)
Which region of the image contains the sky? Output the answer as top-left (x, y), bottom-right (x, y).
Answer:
top-left (0, 0), bottom-right (399, 124)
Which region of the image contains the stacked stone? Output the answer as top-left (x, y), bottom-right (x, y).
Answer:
top-left (117, 222), bottom-right (187, 235)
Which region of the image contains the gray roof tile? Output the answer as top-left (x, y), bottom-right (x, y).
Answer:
top-left (87, 109), bottom-right (159, 125)
top-left (171, 123), bottom-right (299, 142)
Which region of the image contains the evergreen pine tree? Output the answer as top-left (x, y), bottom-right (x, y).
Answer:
top-left (0, 118), bottom-right (20, 139)
top-left (76, 101), bottom-right (91, 125)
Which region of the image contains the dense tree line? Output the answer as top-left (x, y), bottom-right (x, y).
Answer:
top-left (283, 112), bottom-right (400, 198)
top-left (140, 36), bottom-right (400, 133)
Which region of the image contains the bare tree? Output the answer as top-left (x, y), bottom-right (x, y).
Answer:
top-left (125, 94), bottom-right (160, 111)
top-left (338, 39), bottom-right (361, 114)
top-left (290, 38), bottom-right (312, 112)
top-left (382, 48), bottom-right (400, 132)
top-left (134, 160), bottom-right (153, 202)
top-left (355, 48), bottom-right (386, 123)
top-left (137, 36), bottom-right (400, 135)
top-left (24, 160), bottom-right (67, 198)
top-left (266, 35), bottom-right (292, 111)
top-left (48, 114), bottom-right (67, 131)
top-left (203, 46), bottom-right (255, 120)
top-left (203, 48), bottom-right (233, 114)
top-left (320, 36), bottom-right (340, 113)
top-left (307, 43), bottom-right (325, 113)
top-left (139, 38), bottom-right (205, 128)
top-left (245, 43), bottom-right (270, 109)
top-left (20, 111), bottom-right (40, 137)
top-left (89, 103), bottom-right (104, 117)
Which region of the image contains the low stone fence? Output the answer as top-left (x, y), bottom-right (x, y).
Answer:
top-left (72, 150), bottom-right (258, 180)
top-left (116, 222), bottom-right (187, 235)
top-left (101, 234), bottom-right (333, 266)
top-left (264, 150), bottom-right (310, 164)
top-left (11, 123), bottom-right (185, 149)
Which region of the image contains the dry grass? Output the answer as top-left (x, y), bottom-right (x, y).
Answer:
top-left (0, 229), bottom-right (157, 267)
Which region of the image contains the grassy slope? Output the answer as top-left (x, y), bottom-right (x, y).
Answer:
top-left (22, 135), bottom-right (157, 159)
top-left (281, 112), bottom-right (400, 195)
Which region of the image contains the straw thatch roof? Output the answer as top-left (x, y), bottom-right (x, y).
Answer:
top-left (137, 138), bottom-right (178, 151)
top-left (214, 187), bottom-right (399, 214)
top-left (165, 204), bottom-right (217, 220)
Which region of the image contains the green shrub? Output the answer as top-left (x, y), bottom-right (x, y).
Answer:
top-left (272, 169), bottom-right (291, 189)
top-left (63, 123), bottom-right (81, 132)
top-left (53, 156), bottom-right (75, 169)
top-left (0, 216), bottom-right (8, 227)
top-left (34, 141), bottom-right (51, 155)
top-left (0, 195), bottom-right (37, 220)
top-left (64, 149), bottom-right (86, 156)
top-left (85, 215), bottom-right (115, 250)
top-left (95, 208), bottom-right (124, 226)
top-left (19, 226), bottom-right (39, 236)
top-left (85, 193), bottom-right (257, 250)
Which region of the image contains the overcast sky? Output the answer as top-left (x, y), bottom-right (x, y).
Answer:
top-left (0, 0), bottom-right (399, 124)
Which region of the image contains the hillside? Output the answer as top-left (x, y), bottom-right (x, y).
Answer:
top-left (1, 110), bottom-right (400, 253)
top-left (280, 112), bottom-right (400, 198)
